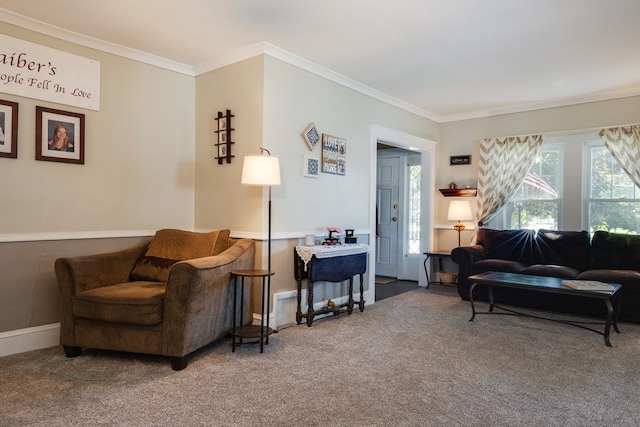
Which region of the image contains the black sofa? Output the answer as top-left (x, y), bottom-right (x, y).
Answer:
top-left (451, 228), bottom-right (640, 323)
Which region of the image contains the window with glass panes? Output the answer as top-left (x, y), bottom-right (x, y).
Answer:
top-left (587, 144), bottom-right (640, 235)
top-left (500, 145), bottom-right (562, 230)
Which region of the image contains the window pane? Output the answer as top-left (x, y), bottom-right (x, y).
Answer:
top-left (505, 201), bottom-right (559, 230)
top-left (408, 165), bottom-right (421, 254)
top-left (501, 146), bottom-right (561, 230)
top-left (589, 201), bottom-right (640, 234)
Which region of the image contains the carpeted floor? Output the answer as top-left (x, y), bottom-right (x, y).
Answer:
top-left (2, 285), bottom-right (640, 426)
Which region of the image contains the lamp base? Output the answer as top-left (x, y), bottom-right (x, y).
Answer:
top-left (453, 222), bottom-right (465, 247)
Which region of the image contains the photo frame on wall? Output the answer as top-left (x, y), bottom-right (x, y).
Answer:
top-left (0, 99), bottom-right (18, 159)
top-left (302, 155), bottom-right (319, 178)
top-left (321, 134), bottom-right (346, 175)
top-left (301, 122), bottom-right (320, 151)
top-left (36, 106), bottom-right (85, 164)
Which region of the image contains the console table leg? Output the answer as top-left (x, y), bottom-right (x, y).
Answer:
top-left (347, 278), bottom-right (354, 314)
top-left (307, 280), bottom-right (314, 327)
top-left (296, 279), bottom-right (302, 325)
top-left (359, 273), bottom-right (365, 312)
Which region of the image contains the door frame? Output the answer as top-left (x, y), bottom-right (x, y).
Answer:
top-left (368, 125), bottom-right (437, 303)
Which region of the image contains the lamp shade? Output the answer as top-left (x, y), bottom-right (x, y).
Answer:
top-left (241, 155), bottom-right (281, 186)
top-left (447, 200), bottom-right (473, 221)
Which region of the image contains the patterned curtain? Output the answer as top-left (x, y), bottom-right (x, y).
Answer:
top-left (476, 135), bottom-right (543, 227)
top-left (599, 125), bottom-right (640, 189)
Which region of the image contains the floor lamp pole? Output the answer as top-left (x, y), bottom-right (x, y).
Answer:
top-left (267, 185), bottom-right (272, 272)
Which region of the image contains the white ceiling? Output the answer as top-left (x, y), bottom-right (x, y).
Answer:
top-left (1, 0), bottom-right (640, 122)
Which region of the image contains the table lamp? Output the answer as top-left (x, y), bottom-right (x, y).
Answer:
top-left (447, 200), bottom-right (472, 247)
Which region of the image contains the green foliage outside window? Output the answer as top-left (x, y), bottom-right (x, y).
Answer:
top-left (588, 146), bottom-right (640, 234)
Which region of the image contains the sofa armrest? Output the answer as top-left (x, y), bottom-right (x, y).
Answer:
top-left (451, 245), bottom-right (487, 292)
top-left (55, 245), bottom-right (148, 295)
top-left (161, 238), bottom-right (256, 356)
top-left (55, 244), bottom-right (148, 348)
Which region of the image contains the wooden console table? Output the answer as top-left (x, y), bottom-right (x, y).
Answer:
top-left (294, 244), bottom-right (369, 327)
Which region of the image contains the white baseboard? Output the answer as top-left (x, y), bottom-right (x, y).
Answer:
top-left (0, 323), bottom-right (60, 357)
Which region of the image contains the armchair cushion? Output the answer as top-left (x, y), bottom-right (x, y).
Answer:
top-left (131, 228), bottom-right (230, 282)
top-left (73, 281), bottom-right (166, 325)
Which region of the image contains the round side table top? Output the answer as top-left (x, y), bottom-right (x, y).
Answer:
top-left (231, 269), bottom-right (275, 278)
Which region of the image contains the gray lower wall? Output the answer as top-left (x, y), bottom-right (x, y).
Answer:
top-left (0, 235), bottom-right (152, 333)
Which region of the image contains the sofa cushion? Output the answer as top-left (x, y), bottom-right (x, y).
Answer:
top-left (73, 281), bottom-right (166, 325)
top-left (131, 229), bottom-right (230, 282)
top-left (476, 228), bottom-right (539, 265)
top-left (520, 264), bottom-right (580, 279)
top-left (577, 269), bottom-right (640, 294)
top-left (590, 231), bottom-right (640, 270)
top-left (472, 259), bottom-right (527, 274)
top-left (535, 229), bottom-right (591, 271)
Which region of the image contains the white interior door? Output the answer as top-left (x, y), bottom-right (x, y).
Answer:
top-left (376, 156), bottom-right (400, 277)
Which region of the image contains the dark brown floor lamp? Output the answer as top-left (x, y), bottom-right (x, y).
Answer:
top-left (241, 148), bottom-right (281, 275)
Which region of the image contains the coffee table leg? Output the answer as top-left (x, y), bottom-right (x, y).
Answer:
top-left (488, 285), bottom-right (495, 313)
top-left (469, 282), bottom-right (478, 321)
top-left (603, 298), bottom-right (614, 347)
top-left (613, 294), bottom-right (622, 333)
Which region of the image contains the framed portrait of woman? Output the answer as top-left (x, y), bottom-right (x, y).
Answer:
top-left (35, 106), bottom-right (85, 164)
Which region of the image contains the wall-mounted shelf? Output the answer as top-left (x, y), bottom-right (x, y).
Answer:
top-left (439, 188), bottom-right (477, 197)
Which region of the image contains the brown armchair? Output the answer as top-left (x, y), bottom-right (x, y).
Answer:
top-left (55, 229), bottom-right (255, 370)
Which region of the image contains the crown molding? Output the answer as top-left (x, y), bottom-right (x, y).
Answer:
top-left (3, 7), bottom-right (639, 123)
top-left (0, 8), bottom-right (194, 76)
top-left (194, 41), bottom-right (441, 122)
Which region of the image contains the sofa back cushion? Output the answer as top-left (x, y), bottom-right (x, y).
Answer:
top-left (476, 228), bottom-right (539, 265)
top-left (535, 229), bottom-right (590, 271)
top-left (131, 228), bottom-right (230, 282)
top-left (590, 231), bottom-right (640, 270)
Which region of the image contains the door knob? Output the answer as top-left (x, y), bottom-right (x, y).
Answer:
top-left (392, 217), bottom-right (398, 222)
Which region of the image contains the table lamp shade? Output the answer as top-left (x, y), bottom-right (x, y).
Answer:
top-left (241, 155), bottom-right (281, 186)
top-left (447, 200), bottom-right (473, 221)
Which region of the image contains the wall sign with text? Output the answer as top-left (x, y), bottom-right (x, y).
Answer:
top-left (0, 34), bottom-right (101, 111)
top-left (450, 155), bottom-right (471, 165)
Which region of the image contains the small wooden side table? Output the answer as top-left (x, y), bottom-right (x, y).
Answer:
top-left (231, 269), bottom-right (275, 353)
top-left (423, 251), bottom-right (455, 288)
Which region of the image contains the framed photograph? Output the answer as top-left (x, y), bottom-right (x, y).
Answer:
top-left (302, 155), bottom-right (319, 178)
top-left (36, 106), bottom-right (85, 164)
top-left (301, 122), bottom-right (320, 151)
top-left (218, 115), bottom-right (227, 131)
top-left (321, 134), bottom-right (346, 175)
top-left (450, 155), bottom-right (471, 165)
top-left (0, 99), bottom-right (18, 159)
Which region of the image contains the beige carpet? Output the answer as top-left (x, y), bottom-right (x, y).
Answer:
top-left (2, 285), bottom-right (640, 426)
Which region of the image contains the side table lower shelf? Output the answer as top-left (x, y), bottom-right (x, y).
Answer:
top-left (231, 269), bottom-right (275, 353)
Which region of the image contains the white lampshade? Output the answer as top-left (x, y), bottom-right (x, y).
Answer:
top-left (447, 200), bottom-right (473, 221)
top-left (241, 155), bottom-right (281, 186)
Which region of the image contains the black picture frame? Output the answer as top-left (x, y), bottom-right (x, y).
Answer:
top-left (0, 99), bottom-right (19, 159)
top-left (450, 155), bottom-right (471, 166)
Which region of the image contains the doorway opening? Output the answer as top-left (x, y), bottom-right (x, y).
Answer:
top-left (367, 125), bottom-right (437, 304)
top-left (375, 145), bottom-right (422, 282)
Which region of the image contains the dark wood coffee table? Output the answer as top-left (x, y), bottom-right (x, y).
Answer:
top-left (468, 272), bottom-right (622, 346)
